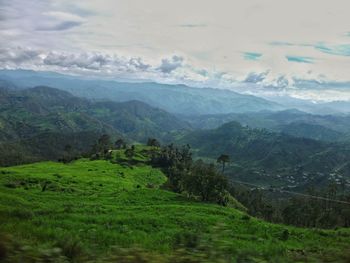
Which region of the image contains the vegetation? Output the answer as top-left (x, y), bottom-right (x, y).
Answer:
top-left (177, 121), bottom-right (350, 190)
top-left (0, 146), bottom-right (349, 262)
top-left (0, 73), bottom-right (350, 262)
top-left (217, 154), bottom-right (230, 173)
top-left (0, 86), bottom-right (190, 166)
top-left (231, 184), bottom-right (350, 229)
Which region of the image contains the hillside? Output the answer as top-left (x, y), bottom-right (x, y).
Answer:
top-left (183, 110), bottom-right (350, 142)
top-left (177, 121), bottom-right (350, 189)
top-left (0, 69), bottom-right (283, 115)
top-left (0, 146), bottom-right (349, 262)
top-left (0, 86), bottom-right (190, 165)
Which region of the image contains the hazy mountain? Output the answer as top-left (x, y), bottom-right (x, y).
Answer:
top-left (183, 109), bottom-right (350, 142)
top-left (0, 69), bottom-right (283, 115)
top-left (176, 121), bottom-right (350, 188)
top-left (264, 95), bottom-right (350, 115)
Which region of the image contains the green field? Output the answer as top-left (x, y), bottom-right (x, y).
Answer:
top-left (0, 148), bottom-right (349, 262)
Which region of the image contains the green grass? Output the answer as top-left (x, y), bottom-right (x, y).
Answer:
top-left (0, 150), bottom-right (349, 262)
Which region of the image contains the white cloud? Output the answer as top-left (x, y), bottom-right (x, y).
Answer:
top-left (0, 0), bottom-right (350, 102)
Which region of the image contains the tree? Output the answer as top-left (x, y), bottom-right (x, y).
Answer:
top-left (98, 134), bottom-right (111, 149)
top-left (115, 139), bottom-right (126, 149)
top-left (147, 138), bottom-right (160, 148)
top-left (125, 145), bottom-right (135, 160)
top-left (151, 144), bottom-right (192, 192)
top-left (61, 144), bottom-right (73, 163)
top-left (217, 154), bottom-right (230, 173)
top-left (90, 134), bottom-right (112, 159)
top-left (183, 160), bottom-right (228, 203)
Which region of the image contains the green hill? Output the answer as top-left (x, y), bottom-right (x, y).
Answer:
top-left (0, 146), bottom-right (349, 262)
top-left (176, 121), bottom-right (350, 189)
top-left (0, 86), bottom-right (190, 141)
top-left (0, 86), bottom-right (190, 165)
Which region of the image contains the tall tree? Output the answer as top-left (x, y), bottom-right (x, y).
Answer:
top-left (217, 154), bottom-right (230, 173)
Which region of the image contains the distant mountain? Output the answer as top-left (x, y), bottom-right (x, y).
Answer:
top-left (176, 121), bottom-right (350, 188)
top-left (183, 109), bottom-right (350, 142)
top-left (319, 100), bottom-right (350, 114)
top-left (264, 95), bottom-right (350, 115)
top-left (0, 69), bottom-right (283, 115)
top-left (277, 122), bottom-right (343, 142)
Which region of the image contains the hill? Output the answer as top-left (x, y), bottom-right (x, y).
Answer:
top-left (0, 146), bottom-right (349, 262)
top-left (0, 69), bottom-right (282, 115)
top-left (183, 109), bottom-right (350, 142)
top-left (0, 86), bottom-right (190, 165)
top-left (176, 121), bottom-right (350, 189)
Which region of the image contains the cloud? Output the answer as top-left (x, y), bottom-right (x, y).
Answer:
top-left (286, 55), bottom-right (314, 64)
top-left (177, 24), bottom-right (207, 28)
top-left (43, 52), bottom-right (110, 70)
top-left (1, 46), bottom-right (350, 102)
top-left (0, 47), bottom-right (42, 64)
top-left (157, 55), bottom-right (184, 74)
top-left (314, 43), bottom-right (350, 56)
top-left (243, 52), bottom-right (262, 61)
top-left (244, 71), bottom-right (268, 83)
top-left (269, 41), bottom-right (296, 46)
top-left (36, 21), bottom-right (82, 31)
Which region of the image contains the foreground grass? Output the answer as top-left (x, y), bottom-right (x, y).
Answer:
top-left (0, 152), bottom-right (349, 262)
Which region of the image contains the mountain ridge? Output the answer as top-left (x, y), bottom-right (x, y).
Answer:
top-left (0, 69), bottom-right (283, 115)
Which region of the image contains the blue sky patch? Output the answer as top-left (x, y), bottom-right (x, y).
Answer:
top-left (315, 43), bottom-right (350, 56)
top-left (286, 55), bottom-right (314, 64)
top-left (243, 52), bottom-right (262, 61)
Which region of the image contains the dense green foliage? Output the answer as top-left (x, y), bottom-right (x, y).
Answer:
top-left (0, 86), bottom-right (190, 166)
top-left (177, 121), bottom-right (350, 190)
top-left (230, 185), bottom-right (350, 229)
top-left (0, 147), bottom-right (349, 262)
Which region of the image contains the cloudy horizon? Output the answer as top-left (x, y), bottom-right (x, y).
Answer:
top-left (1, 0), bottom-right (349, 102)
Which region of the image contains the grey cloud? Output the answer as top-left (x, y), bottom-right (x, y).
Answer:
top-left (36, 21), bottom-right (83, 31)
top-left (0, 0), bottom-right (85, 35)
top-left (178, 24), bottom-right (207, 28)
top-left (0, 47), bottom-right (42, 64)
top-left (62, 3), bottom-right (96, 17)
top-left (158, 55), bottom-right (184, 73)
top-left (244, 71), bottom-right (268, 83)
top-left (43, 52), bottom-right (111, 70)
top-left (0, 47), bottom-right (152, 74)
top-left (128, 57), bottom-right (151, 71)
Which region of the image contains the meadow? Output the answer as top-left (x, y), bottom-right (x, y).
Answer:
top-left (0, 147), bottom-right (349, 262)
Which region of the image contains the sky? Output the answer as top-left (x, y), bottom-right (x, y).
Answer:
top-left (0, 0), bottom-right (350, 101)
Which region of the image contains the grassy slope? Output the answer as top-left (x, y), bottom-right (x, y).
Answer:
top-left (0, 147), bottom-right (349, 262)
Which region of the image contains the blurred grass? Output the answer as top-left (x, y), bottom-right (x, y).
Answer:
top-left (0, 148), bottom-right (349, 262)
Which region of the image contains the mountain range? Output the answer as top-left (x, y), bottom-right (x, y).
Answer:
top-left (182, 109), bottom-right (350, 142)
top-left (0, 69), bottom-right (283, 115)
